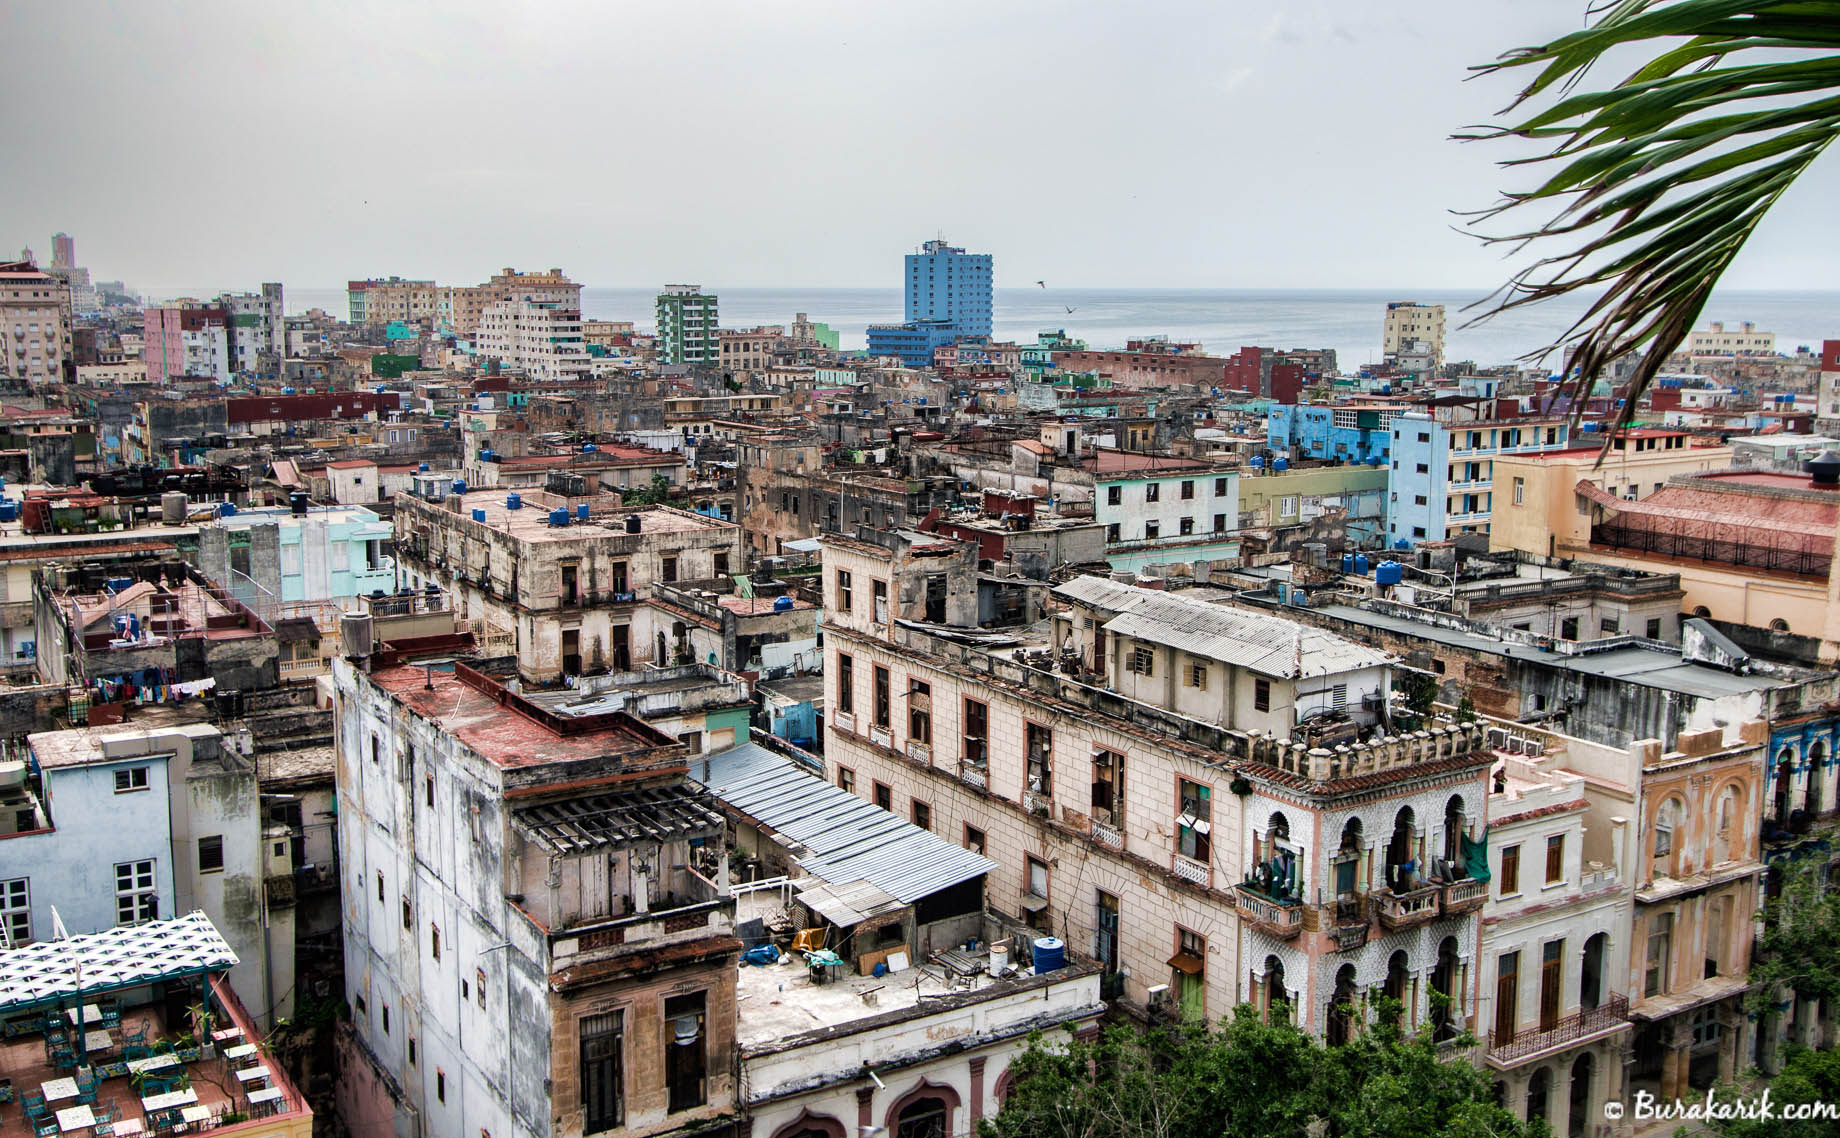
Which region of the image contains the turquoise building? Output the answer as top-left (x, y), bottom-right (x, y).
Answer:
top-left (214, 504), bottom-right (395, 604)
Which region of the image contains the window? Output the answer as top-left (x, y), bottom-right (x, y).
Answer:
top-left (382, 1004), bottom-right (391, 1034)
top-left (370, 735), bottom-right (380, 765)
top-left (1653, 798), bottom-right (1680, 862)
top-left (873, 665), bottom-right (891, 729)
top-left (1645, 913), bottom-right (1673, 997)
top-left (907, 679), bottom-right (932, 744)
top-left (114, 766), bottom-right (149, 793)
top-left (1026, 856), bottom-right (1050, 900)
top-left (1179, 516), bottom-right (1194, 536)
top-left (425, 773), bottom-right (435, 808)
top-left (713, 551), bottom-right (729, 577)
top-left (1025, 723), bottom-right (1053, 799)
top-left (408, 1036), bottom-right (417, 1067)
top-left (872, 579), bottom-right (887, 622)
top-left (873, 782), bottom-right (892, 811)
top-left (402, 896), bottom-right (412, 927)
top-left (912, 800), bottom-right (931, 831)
top-left (581, 1010), bottom-right (624, 1132)
top-left (1601, 617), bottom-right (1620, 635)
top-left (377, 872), bottom-right (384, 902)
top-left (196, 835), bottom-right (224, 875)
top-left (1646, 618), bottom-right (1662, 639)
top-left (661, 556), bottom-right (678, 583)
top-left (1144, 521), bottom-right (1159, 540)
top-left (1106, 524), bottom-right (1120, 542)
top-left (1091, 749), bottom-right (1124, 820)
top-left (1500, 844), bottom-right (1521, 895)
top-left (962, 825), bottom-right (988, 857)
top-left (1, 878), bottom-right (30, 946)
top-left (354, 993), bottom-right (366, 1017)
top-left (431, 924), bottom-right (442, 961)
top-left (1177, 781), bottom-right (1212, 862)
top-left (1129, 646), bottom-right (1155, 676)
top-left (664, 992), bottom-right (707, 1113)
top-left (1545, 835), bottom-right (1565, 884)
top-left (836, 569), bottom-right (853, 612)
top-left (1173, 927), bottom-right (1206, 1018)
top-left (1512, 477), bottom-right (1524, 505)
top-left (114, 860), bottom-right (158, 925)
top-left (836, 653), bottom-right (854, 714)
top-left (1214, 513), bottom-right (1227, 532)
top-left (476, 968), bottom-right (487, 1009)
top-left (1254, 678), bottom-right (1271, 712)
top-left (1185, 661), bottom-right (1207, 690)
top-left (963, 698), bottom-right (988, 769)
top-left (837, 766), bottom-right (856, 794)
top-left (1215, 478), bottom-right (1228, 495)
top-left (1106, 486), bottom-right (1122, 506)
top-left (436, 1069), bottom-right (446, 1104)
top-left (1180, 480), bottom-right (1195, 500)
top-left (1145, 483), bottom-right (1160, 502)
top-left (1279, 496), bottom-right (1298, 517)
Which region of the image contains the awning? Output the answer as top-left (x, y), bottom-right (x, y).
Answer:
top-left (1018, 896), bottom-right (1050, 914)
top-left (795, 878), bottom-right (903, 927)
top-left (0, 911), bottom-right (238, 1015)
top-left (1167, 952), bottom-right (1205, 976)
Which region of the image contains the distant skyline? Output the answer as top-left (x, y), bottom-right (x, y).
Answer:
top-left (7, 1), bottom-right (1840, 295)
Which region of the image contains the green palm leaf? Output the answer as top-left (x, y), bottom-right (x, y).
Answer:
top-left (1460, 0), bottom-right (1840, 431)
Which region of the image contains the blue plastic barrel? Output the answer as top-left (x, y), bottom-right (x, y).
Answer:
top-left (576, 505), bottom-right (590, 520)
top-left (507, 493), bottom-right (522, 510)
top-left (1341, 553), bottom-right (1354, 575)
top-left (1032, 937), bottom-right (1066, 974)
top-left (1354, 553), bottom-right (1370, 576)
top-left (549, 508), bottom-right (570, 527)
top-left (1375, 560), bottom-right (1404, 586)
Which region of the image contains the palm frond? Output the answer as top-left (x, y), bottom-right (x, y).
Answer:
top-left (1460, 0), bottom-right (1840, 432)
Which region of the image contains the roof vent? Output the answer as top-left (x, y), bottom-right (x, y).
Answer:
top-left (1805, 450), bottom-right (1840, 485)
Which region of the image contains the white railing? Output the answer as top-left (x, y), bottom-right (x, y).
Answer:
top-left (1090, 819), bottom-right (1124, 852)
top-left (1171, 853), bottom-right (1212, 888)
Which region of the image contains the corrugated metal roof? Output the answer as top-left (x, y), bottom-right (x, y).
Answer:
top-left (1055, 575), bottom-right (1389, 679)
top-left (695, 743), bottom-right (995, 905)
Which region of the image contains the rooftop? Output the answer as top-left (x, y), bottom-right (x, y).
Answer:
top-left (409, 493), bottom-right (734, 543)
top-left (27, 723), bottom-right (222, 771)
top-left (0, 912), bottom-right (235, 1014)
top-left (371, 662), bottom-right (682, 770)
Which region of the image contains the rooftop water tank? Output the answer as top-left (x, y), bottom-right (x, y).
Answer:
top-left (418, 463), bottom-right (429, 472)
top-left (1806, 450), bottom-right (1840, 485)
top-left (1394, 538), bottom-right (1411, 551)
top-left (1032, 937), bottom-right (1066, 974)
top-left (1375, 560), bottom-right (1404, 586)
top-left (576, 505), bottom-right (590, 521)
top-left (471, 508), bottom-right (486, 522)
top-left (506, 493), bottom-right (522, 510)
top-left (773, 595), bottom-right (795, 612)
top-left (289, 491), bottom-right (309, 516)
top-left (583, 443), bottom-right (597, 453)
top-left (1250, 455), bottom-right (1264, 469)
top-left (1341, 553), bottom-right (1354, 575)
top-left (1273, 457), bottom-right (1288, 471)
top-left (1354, 553), bottom-right (1370, 576)
top-left (282, 386), bottom-right (296, 395)
top-left (548, 508), bottom-right (570, 527)
top-left (218, 502), bottom-right (237, 518)
top-left (451, 479), bottom-right (467, 496)
top-left (624, 514), bottom-right (642, 535)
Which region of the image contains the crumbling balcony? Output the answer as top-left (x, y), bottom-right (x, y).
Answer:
top-left (1232, 883), bottom-right (1301, 939)
top-left (1372, 884), bottom-right (1440, 931)
top-left (1439, 876), bottom-right (1487, 916)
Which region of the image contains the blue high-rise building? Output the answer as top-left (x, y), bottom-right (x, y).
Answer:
top-left (904, 239), bottom-right (992, 337)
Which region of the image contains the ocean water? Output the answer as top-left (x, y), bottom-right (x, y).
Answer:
top-left (281, 285), bottom-right (1837, 371)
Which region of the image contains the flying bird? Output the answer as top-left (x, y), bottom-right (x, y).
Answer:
top-left (1035, 280), bottom-right (1045, 288)
top-left (1065, 305), bottom-right (1077, 314)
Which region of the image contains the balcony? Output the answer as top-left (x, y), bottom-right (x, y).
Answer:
top-left (1089, 817), bottom-right (1124, 852)
top-left (957, 759), bottom-right (987, 790)
top-left (1233, 883), bottom-right (1301, 938)
top-left (1372, 884), bottom-right (1440, 931)
top-left (1170, 853), bottom-right (1212, 889)
top-left (1439, 876), bottom-right (1488, 917)
top-left (1488, 994), bottom-right (1630, 1065)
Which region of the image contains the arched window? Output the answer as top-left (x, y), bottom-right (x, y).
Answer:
top-left (1256, 812), bottom-right (1297, 901)
top-left (1580, 932), bottom-right (1608, 1011)
top-left (1442, 795), bottom-right (1467, 868)
top-left (1568, 1052), bottom-right (1596, 1138)
top-left (1527, 1066), bottom-right (1553, 1125)
top-left (1652, 797), bottom-right (1683, 874)
top-left (1770, 618), bottom-right (1790, 632)
top-left (1263, 955), bottom-right (1290, 1022)
top-left (1327, 964), bottom-right (1359, 1046)
top-left (1430, 936), bottom-right (1459, 1042)
top-left (1806, 742), bottom-right (1827, 816)
top-left (1334, 817), bottom-right (1364, 901)
top-left (1713, 786), bottom-right (1737, 865)
top-left (1692, 606), bottom-right (1711, 618)
top-left (885, 1082), bottom-right (961, 1138)
top-left (1774, 748), bottom-right (1797, 825)
top-left (1386, 807), bottom-right (1418, 891)
top-left (1382, 949), bottom-right (1410, 1027)
top-left (770, 1112), bottom-right (846, 1138)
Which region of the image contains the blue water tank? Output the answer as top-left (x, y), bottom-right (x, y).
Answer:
top-left (282, 386), bottom-right (296, 395)
top-left (481, 448), bottom-right (495, 461)
top-left (1274, 457), bottom-right (1288, 471)
top-left (1250, 455), bottom-right (1264, 469)
top-left (1032, 937), bottom-right (1066, 974)
top-left (418, 462), bottom-right (429, 472)
top-left (0, 501), bottom-right (16, 523)
top-left (1354, 553), bottom-right (1370, 576)
top-left (471, 508), bottom-right (486, 522)
top-left (576, 505), bottom-right (590, 521)
top-left (548, 508), bottom-right (570, 527)
top-left (1341, 553), bottom-right (1354, 575)
top-left (773, 595), bottom-right (794, 612)
top-left (506, 493), bottom-right (522, 510)
top-left (218, 502), bottom-right (236, 518)
top-left (451, 479), bottom-right (467, 495)
top-left (583, 443), bottom-right (597, 453)
top-left (1368, 454), bottom-right (1383, 466)
top-left (1375, 560), bottom-right (1404, 586)
top-left (1394, 539), bottom-right (1411, 551)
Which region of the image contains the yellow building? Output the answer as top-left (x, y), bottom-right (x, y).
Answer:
top-left (1490, 431), bottom-right (1731, 559)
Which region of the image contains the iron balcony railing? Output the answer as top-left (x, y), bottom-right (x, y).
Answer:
top-left (1489, 993), bottom-right (1629, 1062)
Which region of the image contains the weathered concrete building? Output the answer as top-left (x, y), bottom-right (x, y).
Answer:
top-left (394, 483), bottom-right (741, 680)
top-left (333, 656), bottom-right (740, 1138)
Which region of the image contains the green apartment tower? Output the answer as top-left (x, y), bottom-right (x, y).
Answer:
top-left (655, 284), bottom-right (719, 365)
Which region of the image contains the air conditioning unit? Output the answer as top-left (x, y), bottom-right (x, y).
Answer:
top-left (1145, 984), bottom-right (1171, 1009)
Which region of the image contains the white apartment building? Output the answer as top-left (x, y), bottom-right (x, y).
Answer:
top-left (476, 299), bottom-right (592, 380)
top-left (1, 261), bottom-right (73, 384)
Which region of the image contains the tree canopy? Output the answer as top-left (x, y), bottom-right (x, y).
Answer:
top-left (983, 1006), bottom-right (1543, 1138)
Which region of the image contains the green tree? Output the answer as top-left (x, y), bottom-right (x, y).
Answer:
top-left (1711, 1046), bottom-right (1840, 1138)
top-left (1746, 860), bottom-right (1840, 1015)
top-left (1464, 1), bottom-right (1840, 425)
top-left (983, 1006), bottom-right (1539, 1138)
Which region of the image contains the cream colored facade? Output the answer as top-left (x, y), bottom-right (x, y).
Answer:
top-left (1489, 436), bottom-right (1731, 560)
top-left (1686, 321), bottom-right (1775, 355)
top-left (1381, 301), bottom-right (1445, 369)
top-left (2, 262), bottom-right (73, 383)
top-left (475, 299), bottom-right (592, 379)
top-left (76, 360), bottom-right (146, 384)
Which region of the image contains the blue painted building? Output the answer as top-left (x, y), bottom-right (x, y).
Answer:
top-left (213, 504), bottom-right (396, 604)
top-left (865, 319), bottom-right (961, 368)
top-left (1766, 717), bottom-right (1840, 839)
top-left (905, 238), bottom-right (992, 336)
top-left (1266, 404), bottom-right (1402, 464)
top-left (1386, 412), bottom-right (1571, 546)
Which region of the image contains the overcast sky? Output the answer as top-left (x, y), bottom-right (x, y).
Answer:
top-left (7, 0), bottom-right (1839, 294)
